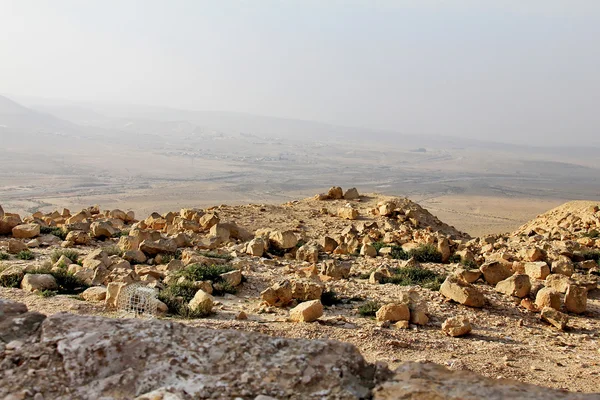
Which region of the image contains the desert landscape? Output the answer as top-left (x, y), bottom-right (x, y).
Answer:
top-left (0, 185), bottom-right (599, 398)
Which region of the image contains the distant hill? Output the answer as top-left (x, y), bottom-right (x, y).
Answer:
top-left (0, 94), bottom-right (76, 134)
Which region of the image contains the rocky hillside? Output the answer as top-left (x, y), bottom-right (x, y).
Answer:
top-left (0, 299), bottom-right (594, 399)
top-left (0, 188), bottom-right (599, 397)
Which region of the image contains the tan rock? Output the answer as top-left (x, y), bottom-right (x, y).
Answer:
top-left (12, 224), bottom-right (40, 239)
top-left (188, 289), bottom-right (214, 313)
top-left (540, 307), bottom-right (568, 330)
top-left (454, 268), bottom-right (481, 284)
top-left (291, 279), bottom-right (323, 301)
top-left (360, 243), bottom-right (377, 257)
top-left (376, 303), bottom-right (410, 322)
top-left (524, 262), bottom-right (550, 280)
top-left (105, 282), bottom-right (128, 309)
top-left (437, 238), bottom-right (451, 263)
top-left (260, 280), bottom-right (293, 306)
top-left (551, 258), bottom-right (574, 277)
top-left (65, 230), bottom-right (91, 245)
top-left (220, 270), bottom-right (242, 287)
top-left (480, 261), bottom-right (513, 285)
top-left (321, 259), bottom-right (351, 279)
top-left (320, 236), bottom-right (338, 253)
top-left (409, 309), bottom-right (429, 325)
top-left (7, 239), bottom-right (27, 254)
top-left (90, 221), bottom-right (118, 239)
top-left (0, 214), bottom-right (22, 235)
top-left (140, 238), bottom-right (177, 255)
top-left (439, 275), bottom-right (485, 307)
top-left (495, 274), bottom-right (531, 298)
top-left (289, 300), bottom-right (323, 322)
top-left (246, 237), bottom-right (266, 257)
top-left (535, 287), bottom-right (561, 311)
top-left (338, 207), bottom-right (359, 220)
top-left (564, 285), bottom-right (587, 314)
top-left (198, 213), bottom-right (219, 231)
top-left (210, 223), bottom-right (231, 241)
top-left (296, 243), bottom-right (319, 263)
top-left (327, 186), bottom-right (344, 200)
top-left (81, 286), bottom-right (108, 301)
top-left (442, 316), bottom-right (472, 337)
top-left (269, 230), bottom-right (298, 249)
top-left (527, 247), bottom-right (546, 262)
top-left (343, 187), bottom-right (360, 200)
top-left (545, 274), bottom-right (572, 293)
top-left (21, 274), bottom-right (57, 292)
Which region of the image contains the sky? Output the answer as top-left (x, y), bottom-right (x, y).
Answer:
top-left (1, 0), bottom-right (599, 145)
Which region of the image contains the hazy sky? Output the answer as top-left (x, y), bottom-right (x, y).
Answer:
top-left (1, 0), bottom-right (599, 145)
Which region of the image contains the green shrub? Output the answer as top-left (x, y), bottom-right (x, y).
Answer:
top-left (16, 250), bottom-right (34, 260)
top-left (175, 263), bottom-right (235, 282)
top-left (582, 250), bottom-right (600, 262)
top-left (381, 267), bottom-right (445, 291)
top-left (198, 251), bottom-right (233, 261)
top-left (40, 226), bottom-right (67, 240)
top-left (0, 265), bottom-right (22, 288)
top-left (582, 229), bottom-right (600, 239)
top-left (390, 246), bottom-right (409, 260)
top-left (358, 301), bottom-right (380, 317)
top-left (29, 268), bottom-right (88, 294)
top-left (448, 254), bottom-right (462, 263)
top-left (50, 249), bottom-right (80, 263)
top-left (38, 289), bottom-right (58, 298)
top-left (371, 241), bottom-right (387, 254)
top-left (461, 259), bottom-right (479, 269)
top-left (321, 290), bottom-right (342, 306)
top-left (357, 271), bottom-right (372, 280)
top-left (408, 244), bottom-right (443, 263)
top-left (212, 281), bottom-right (237, 296)
top-left (157, 282), bottom-right (212, 319)
top-left (113, 230), bottom-right (130, 238)
top-left (102, 245), bottom-right (123, 257)
top-left (0, 252), bottom-right (9, 261)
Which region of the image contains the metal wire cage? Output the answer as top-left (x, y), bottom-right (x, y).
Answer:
top-left (117, 284), bottom-right (158, 317)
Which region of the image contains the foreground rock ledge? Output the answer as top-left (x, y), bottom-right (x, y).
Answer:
top-left (0, 300), bottom-right (596, 400)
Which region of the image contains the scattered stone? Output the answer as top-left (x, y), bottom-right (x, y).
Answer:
top-left (441, 316), bottom-right (472, 337)
top-left (188, 289), bottom-right (214, 313)
top-left (343, 187), bottom-right (360, 200)
top-left (338, 206), bottom-right (359, 220)
top-left (21, 274), bottom-right (57, 293)
top-left (480, 261), bottom-right (513, 285)
top-left (289, 299), bottom-right (323, 322)
top-left (439, 275), bottom-right (485, 307)
top-left (564, 285), bottom-right (587, 314)
top-left (495, 274), bottom-right (531, 298)
top-left (535, 287), bottom-right (561, 311)
top-left (81, 286), bottom-right (107, 301)
top-left (376, 303), bottom-right (410, 322)
top-left (524, 262), bottom-right (550, 280)
top-left (540, 307), bottom-right (568, 330)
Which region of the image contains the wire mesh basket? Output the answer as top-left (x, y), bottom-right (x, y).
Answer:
top-left (117, 283), bottom-right (159, 318)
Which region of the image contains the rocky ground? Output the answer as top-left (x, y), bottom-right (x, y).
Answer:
top-left (1, 188), bottom-right (599, 398)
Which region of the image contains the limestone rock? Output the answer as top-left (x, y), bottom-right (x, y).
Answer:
top-left (12, 223), bottom-right (40, 239)
top-left (551, 258), bottom-right (575, 277)
top-left (7, 238), bottom-right (27, 254)
top-left (269, 230), bottom-right (298, 250)
top-left (327, 186), bottom-right (344, 199)
top-left (90, 221), bottom-right (118, 239)
top-left (140, 238), bottom-right (177, 255)
top-left (246, 237), bottom-right (266, 257)
top-left (21, 273), bottom-right (57, 292)
top-left (260, 280), bottom-right (293, 306)
top-left (65, 230), bottom-right (91, 245)
top-left (289, 299), bottom-right (323, 322)
top-left (291, 279), bottom-right (323, 301)
top-left (540, 307), bottom-right (568, 330)
top-left (454, 268), bottom-right (481, 284)
top-left (373, 361), bottom-right (588, 400)
top-left (480, 261), bottom-right (513, 285)
top-left (188, 289), bottom-right (214, 313)
top-left (81, 286), bottom-right (108, 301)
top-left (343, 187), bottom-right (360, 200)
top-left (0, 214), bottom-right (22, 235)
top-left (105, 282), bottom-right (128, 309)
top-left (535, 287), bottom-right (561, 311)
top-left (495, 274), bottom-right (531, 298)
top-left (565, 284), bottom-right (587, 314)
top-left (220, 269), bottom-right (242, 287)
top-left (527, 247), bottom-right (546, 262)
top-left (296, 242), bottom-right (319, 263)
top-left (321, 259), bottom-right (351, 279)
top-left (439, 275), bottom-right (485, 307)
top-left (360, 243), bottom-right (377, 257)
top-left (0, 266), bottom-right (24, 287)
top-left (338, 206), bottom-right (359, 220)
top-left (376, 303), bottom-right (410, 322)
top-left (545, 274), bottom-right (572, 293)
top-left (441, 316), bottom-right (472, 337)
top-left (524, 262), bottom-right (550, 280)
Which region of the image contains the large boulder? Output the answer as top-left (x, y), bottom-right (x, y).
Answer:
top-left (0, 214), bottom-right (22, 235)
top-left (373, 361), bottom-right (589, 400)
top-left (7, 239), bottom-right (27, 254)
top-left (535, 287), bottom-right (561, 311)
top-left (0, 300), bottom-right (376, 399)
top-left (439, 275), bottom-right (485, 307)
top-left (269, 230), bottom-right (298, 250)
top-left (188, 289), bottom-right (214, 314)
top-left (11, 223), bottom-right (40, 239)
top-left (327, 186), bottom-right (344, 199)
